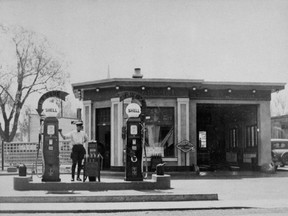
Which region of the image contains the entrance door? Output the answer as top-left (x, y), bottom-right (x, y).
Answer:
top-left (197, 104), bottom-right (258, 170)
top-left (96, 108), bottom-right (111, 170)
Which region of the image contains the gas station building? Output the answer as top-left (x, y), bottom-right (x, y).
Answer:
top-left (72, 69), bottom-right (285, 171)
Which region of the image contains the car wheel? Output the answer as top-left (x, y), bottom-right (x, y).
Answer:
top-left (281, 152), bottom-right (288, 165)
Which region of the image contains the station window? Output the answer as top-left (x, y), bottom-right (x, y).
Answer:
top-left (199, 131), bottom-right (207, 149)
top-left (145, 107), bottom-right (175, 157)
top-left (246, 125), bottom-right (258, 148)
top-left (229, 128), bottom-right (238, 149)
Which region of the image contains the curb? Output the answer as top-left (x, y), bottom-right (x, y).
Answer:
top-left (0, 206), bottom-right (252, 214)
top-left (0, 193), bottom-right (218, 203)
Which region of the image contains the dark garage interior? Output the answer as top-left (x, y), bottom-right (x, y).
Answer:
top-left (197, 104), bottom-right (258, 170)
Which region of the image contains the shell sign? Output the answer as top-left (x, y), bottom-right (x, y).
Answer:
top-left (125, 103), bottom-right (141, 118)
top-left (43, 102), bottom-right (59, 117)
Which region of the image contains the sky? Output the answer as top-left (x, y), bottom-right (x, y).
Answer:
top-left (0, 0), bottom-right (288, 86)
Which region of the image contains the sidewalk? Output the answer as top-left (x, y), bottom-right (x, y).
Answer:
top-left (1, 168), bottom-right (288, 213)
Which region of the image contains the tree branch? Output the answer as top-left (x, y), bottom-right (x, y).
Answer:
top-left (0, 25), bottom-right (67, 141)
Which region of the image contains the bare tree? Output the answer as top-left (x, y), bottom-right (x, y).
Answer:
top-left (271, 87), bottom-right (288, 117)
top-left (0, 25), bottom-right (69, 142)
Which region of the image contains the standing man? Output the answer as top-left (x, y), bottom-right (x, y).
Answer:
top-left (59, 121), bottom-right (88, 181)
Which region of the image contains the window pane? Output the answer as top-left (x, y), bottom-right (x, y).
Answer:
top-left (145, 107), bottom-right (174, 157)
top-left (247, 127), bottom-right (251, 147)
top-left (233, 129), bottom-right (236, 148)
top-left (229, 128), bottom-right (238, 149)
top-left (246, 125), bottom-right (257, 148)
top-left (199, 131), bottom-right (207, 149)
top-left (251, 127), bottom-right (255, 147)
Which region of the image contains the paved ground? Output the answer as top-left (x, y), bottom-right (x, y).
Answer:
top-left (1, 167), bottom-right (288, 213)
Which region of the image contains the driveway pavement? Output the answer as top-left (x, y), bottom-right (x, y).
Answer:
top-left (1, 168), bottom-right (288, 213)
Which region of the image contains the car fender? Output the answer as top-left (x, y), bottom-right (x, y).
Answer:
top-left (280, 151), bottom-right (288, 165)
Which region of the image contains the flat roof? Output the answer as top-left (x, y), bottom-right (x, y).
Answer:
top-left (72, 78), bottom-right (286, 92)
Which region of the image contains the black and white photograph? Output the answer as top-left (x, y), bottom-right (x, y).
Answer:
top-left (0, 0), bottom-right (288, 215)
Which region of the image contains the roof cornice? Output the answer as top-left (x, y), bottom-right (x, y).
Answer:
top-left (72, 78), bottom-right (285, 92)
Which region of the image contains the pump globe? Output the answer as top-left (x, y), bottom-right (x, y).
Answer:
top-left (43, 102), bottom-right (59, 117)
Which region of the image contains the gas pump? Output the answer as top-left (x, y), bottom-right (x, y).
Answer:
top-left (35, 91), bottom-right (68, 182)
top-left (125, 117), bottom-right (143, 181)
top-left (41, 116), bottom-right (61, 182)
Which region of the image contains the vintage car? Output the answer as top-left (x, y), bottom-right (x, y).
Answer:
top-left (271, 138), bottom-right (288, 169)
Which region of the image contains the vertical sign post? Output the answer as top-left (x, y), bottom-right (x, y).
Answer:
top-left (1, 139), bottom-right (4, 171)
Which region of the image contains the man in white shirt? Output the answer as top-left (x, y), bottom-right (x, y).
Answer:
top-left (59, 121), bottom-right (88, 181)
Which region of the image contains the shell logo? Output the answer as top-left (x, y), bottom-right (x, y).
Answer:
top-left (43, 102), bottom-right (59, 117)
top-left (125, 103), bottom-right (141, 118)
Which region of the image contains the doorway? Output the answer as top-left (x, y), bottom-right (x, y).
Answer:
top-left (196, 104), bottom-right (258, 170)
top-left (96, 108), bottom-right (111, 170)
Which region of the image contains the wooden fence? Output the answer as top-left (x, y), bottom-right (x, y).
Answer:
top-left (0, 140), bottom-right (72, 168)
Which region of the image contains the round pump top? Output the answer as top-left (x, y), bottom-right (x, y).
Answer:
top-left (126, 103), bottom-right (141, 118)
top-left (43, 101), bottom-right (59, 117)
